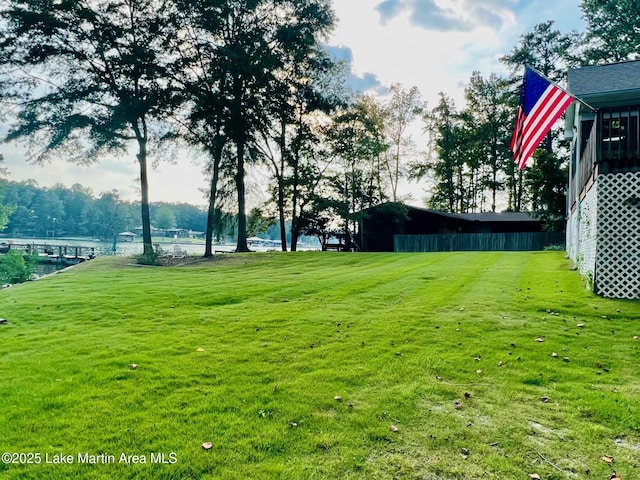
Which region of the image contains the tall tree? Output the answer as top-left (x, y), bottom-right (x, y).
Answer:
top-left (414, 93), bottom-right (465, 213)
top-left (325, 97), bottom-right (388, 243)
top-left (52, 183), bottom-right (93, 236)
top-left (501, 20), bottom-right (577, 82)
top-left (81, 190), bottom-right (135, 239)
top-left (178, 0), bottom-right (335, 253)
top-left (30, 189), bottom-right (65, 237)
top-left (170, 0), bottom-right (231, 256)
top-left (501, 21), bottom-right (577, 215)
top-left (581, 0), bottom-right (640, 63)
top-left (383, 84), bottom-right (424, 202)
top-left (153, 204), bottom-right (177, 230)
top-left (258, 48), bottom-right (339, 252)
top-left (463, 72), bottom-right (512, 212)
top-left (0, 0), bottom-right (180, 255)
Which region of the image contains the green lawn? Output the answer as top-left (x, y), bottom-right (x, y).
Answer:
top-left (1, 252), bottom-right (639, 479)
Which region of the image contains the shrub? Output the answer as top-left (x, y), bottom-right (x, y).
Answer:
top-left (0, 250), bottom-right (37, 284)
top-left (134, 244), bottom-right (164, 266)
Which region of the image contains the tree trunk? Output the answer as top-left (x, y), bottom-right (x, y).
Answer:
top-left (516, 170), bottom-right (524, 211)
top-left (289, 130), bottom-right (302, 252)
top-left (290, 218), bottom-right (300, 252)
top-left (276, 121), bottom-right (288, 251)
top-left (235, 139), bottom-right (250, 252)
top-left (276, 180), bottom-right (287, 251)
top-left (204, 138), bottom-right (224, 258)
top-left (134, 120), bottom-right (153, 256)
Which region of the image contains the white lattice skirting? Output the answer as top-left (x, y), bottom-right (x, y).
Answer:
top-left (597, 172), bottom-right (640, 299)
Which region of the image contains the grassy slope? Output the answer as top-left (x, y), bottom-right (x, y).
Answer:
top-left (0, 252), bottom-right (639, 479)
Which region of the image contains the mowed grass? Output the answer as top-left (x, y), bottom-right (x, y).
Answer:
top-left (1, 251), bottom-right (639, 479)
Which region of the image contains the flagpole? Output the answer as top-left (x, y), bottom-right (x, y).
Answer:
top-left (525, 64), bottom-right (598, 112)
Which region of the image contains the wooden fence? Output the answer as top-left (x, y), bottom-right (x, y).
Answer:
top-left (394, 232), bottom-right (565, 253)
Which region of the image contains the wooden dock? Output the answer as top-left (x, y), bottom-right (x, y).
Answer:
top-left (0, 242), bottom-right (96, 265)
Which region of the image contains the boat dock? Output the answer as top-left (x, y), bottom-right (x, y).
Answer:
top-left (0, 241), bottom-right (96, 265)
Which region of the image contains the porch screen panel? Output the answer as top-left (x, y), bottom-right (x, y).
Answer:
top-left (599, 106), bottom-right (640, 170)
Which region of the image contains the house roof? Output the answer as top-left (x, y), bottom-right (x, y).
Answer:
top-left (567, 60), bottom-right (640, 105)
top-left (407, 206), bottom-right (541, 223)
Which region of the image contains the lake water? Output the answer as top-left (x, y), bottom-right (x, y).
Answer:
top-left (1, 237), bottom-right (320, 276)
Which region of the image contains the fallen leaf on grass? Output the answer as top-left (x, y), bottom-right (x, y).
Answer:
top-left (540, 396), bottom-right (549, 403)
top-left (610, 472), bottom-right (622, 480)
top-left (535, 337), bottom-right (544, 343)
top-left (390, 425), bottom-right (399, 432)
top-left (334, 395), bottom-right (343, 402)
top-left (202, 442), bottom-right (213, 450)
top-left (129, 363), bottom-right (138, 370)
top-left (454, 400), bottom-right (462, 409)
top-left (551, 352), bottom-right (558, 357)
top-left (196, 347), bottom-right (205, 352)
top-left (528, 474), bottom-right (541, 480)
top-left (602, 454), bottom-right (614, 464)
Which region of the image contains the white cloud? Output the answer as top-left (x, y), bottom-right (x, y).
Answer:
top-left (330, 0), bottom-right (584, 106)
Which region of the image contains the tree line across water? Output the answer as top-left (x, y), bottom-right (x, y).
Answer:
top-left (0, 178), bottom-right (309, 245)
top-left (0, 179), bottom-right (207, 240)
top-left (0, 1), bottom-right (635, 258)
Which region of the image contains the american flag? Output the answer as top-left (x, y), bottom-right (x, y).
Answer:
top-left (511, 66), bottom-right (574, 170)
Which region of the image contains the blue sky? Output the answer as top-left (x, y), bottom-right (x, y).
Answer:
top-left (3, 0), bottom-right (586, 206)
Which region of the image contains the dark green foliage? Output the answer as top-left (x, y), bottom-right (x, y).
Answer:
top-left (324, 97), bottom-right (389, 239)
top-left (152, 205), bottom-right (177, 230)
top-left (246, 207), bottom-right (276, 238)
top-left (1, 180), bottom-right (209, 239)
top-left (581, 0), bottom-right (640, 63)
top-left (500, 20), bottom-right (579, 81)
top-left (173, 0), bottom-right (337, 254)
top-left (359, 202), bottom-right (409, 251)
top-left (500, 21), bottom-right (578, 216)
top-left (526, 149), bottom-right (568, 231)
top-left (0, 250), bottom-right (36, 284)
top-left (419, 93), bottom-right (464, 213)
top-left (134, 243), bottom-right (163, 265)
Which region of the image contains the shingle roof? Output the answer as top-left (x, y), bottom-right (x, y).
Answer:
top-left (568, 61), bottom-right (640, 99)
top-left (408, 206), bottom-right (540, 223)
